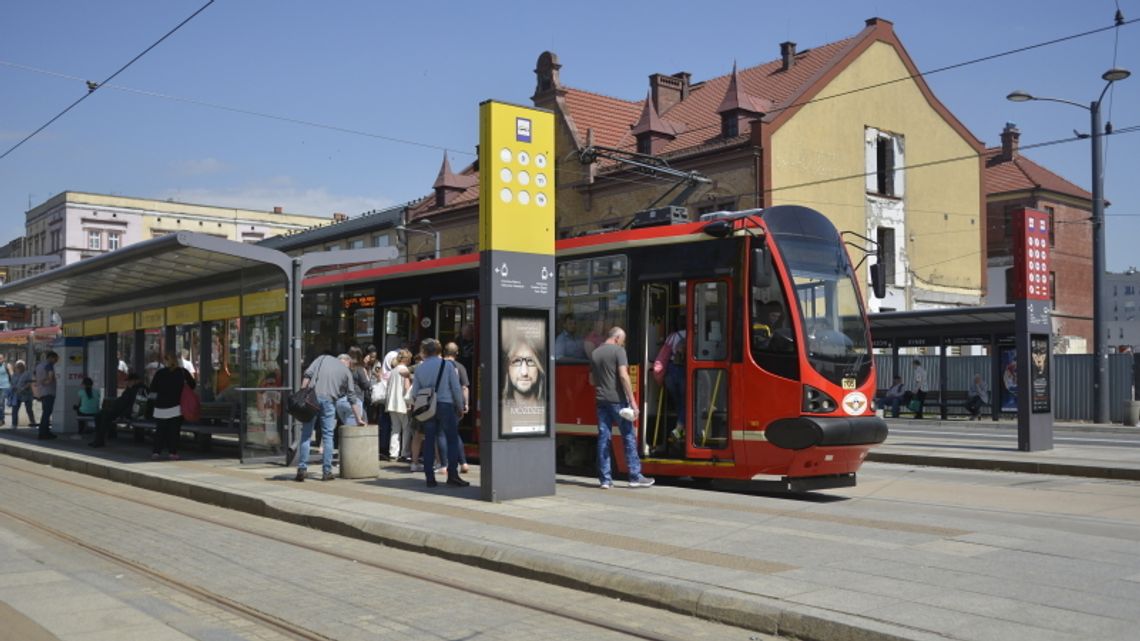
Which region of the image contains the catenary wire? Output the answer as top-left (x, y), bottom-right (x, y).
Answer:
top-left (2, 17), bottom-right (1135, 165)
top-left (0, 1), bottom-right (215, 162)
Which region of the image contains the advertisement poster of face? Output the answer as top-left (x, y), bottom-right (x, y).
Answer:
top-left (500, 311), bottom-right (548, 437)
top-left (1001, 348), bottom-right (1018, 412)
top-left (1030, 335), bottom-right (1050, 413)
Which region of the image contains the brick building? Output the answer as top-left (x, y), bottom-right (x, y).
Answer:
top-left (983, 123), bottom-right (1094, 353)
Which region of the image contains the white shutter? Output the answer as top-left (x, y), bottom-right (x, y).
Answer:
top-left (893, 135), bottom-right (905, 197)
top-left (865, 128), bottom-right (878, 193)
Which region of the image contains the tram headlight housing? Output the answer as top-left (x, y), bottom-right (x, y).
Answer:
top-left (802, 385), bottom-right (837, 413)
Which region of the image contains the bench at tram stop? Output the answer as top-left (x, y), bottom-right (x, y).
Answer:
top-left (876, 390), bottom-right (977, 418)
top-left (129, 401), bottom-right (240, 451)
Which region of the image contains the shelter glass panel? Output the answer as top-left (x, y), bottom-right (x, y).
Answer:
top-left (115, 333), bottom-right (133, 395)
top-left (175, 325), bottom-right (200, 379)
top-left (206, 319), bottom-right (241, 401)
top-left (302, 290), bottom-right (338, 365)
top-left (242, 312), bottom-right (285, 457)
top-left (142, 330), bottom-right (164, 385)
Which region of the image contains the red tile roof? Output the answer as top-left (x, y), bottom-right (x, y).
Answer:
top-left (983, 149), bottom-right (1091, 201)
top-left (407, 160), bottom-right (479, 221)
top-left (561, 36), bottom-right (857, 157)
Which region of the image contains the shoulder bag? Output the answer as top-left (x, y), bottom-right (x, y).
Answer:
top-left (287, 362), bottom-right (321, 423)
top-left (411, 361), bottom-right (447, 421)
top-left (181, 382), bottom-right (201, 422)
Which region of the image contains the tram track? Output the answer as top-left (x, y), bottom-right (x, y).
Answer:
top-left (0, 459), bottom-right (747, 641)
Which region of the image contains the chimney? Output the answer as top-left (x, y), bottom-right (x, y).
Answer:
top-left (781, 41), bottom-right (797, 71)
top-left (649, 72), bottom-right (689, 114)
top-left (1000, 122), bottom-right (1020, 161)
top-left (333, 212), bottom-right (348, 222)
top-left (272, 206), bottom-right (283, 214)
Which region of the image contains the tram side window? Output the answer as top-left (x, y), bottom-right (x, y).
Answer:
top-left (556, 255), bottom-right (627, 360)
top-left (750, 244), bottom-right (798, 379)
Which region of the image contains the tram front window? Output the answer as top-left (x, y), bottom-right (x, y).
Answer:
top-left (780, 237), bottom-right (871, 387)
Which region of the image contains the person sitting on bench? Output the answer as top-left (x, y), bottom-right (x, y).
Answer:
top-left (88, 374), bottom-right (147, 448)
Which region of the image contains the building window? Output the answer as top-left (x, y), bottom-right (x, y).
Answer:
top-left (877, 227), bottom-right (896, 285)
top-left (721, 113), bottom-right (738, 138)
top-left (1044, 206), bottom-right (1056, 246)
top-left (866, 128), bottom-right (904, 198)
top-left (327, 243), bottom-right (341, 251)
top-left (49, 230), bottom-right (61, 252)
top-left (88, 230), bottom-right (101, 250)
top-left (1003, 205), bottom-right (1016, 239)
top-left (349, 238), bottom-right (365, 250)
top-left (1049, 271), bottom-right (1056, 306)
top-left (1005, 267), bottom-right (1014, 303)
top-left (107, 232), bottom-right (120, 251)
top-left (636, 135), bottom-right (652, 155)
top-left (372, 234), bottom-right (390, 248)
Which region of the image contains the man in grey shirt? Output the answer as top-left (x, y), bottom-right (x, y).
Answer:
top-left (589, 327), bottom-right (654, 489)
top-left (295, 353), bottom-right (364, 482)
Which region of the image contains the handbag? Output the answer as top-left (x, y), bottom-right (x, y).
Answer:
top-left (288, 386), bottom-right (319, 423)
top-left (181, 383), bottom-right (201, 422)
top-left (411, 361), bottom-right (448, 421)
top-left (371, 379), bottom-right (388, 405)
top-left (907, 399), bottom-right (922, 413)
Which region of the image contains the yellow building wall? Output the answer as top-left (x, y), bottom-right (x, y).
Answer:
top-left (770, 41), bottom-right (982, 294)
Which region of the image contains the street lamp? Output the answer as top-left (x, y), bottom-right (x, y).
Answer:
top-left (396, 218), bottom-right (440, 260)
top-left (1007, 67), bottom-right (1131, 424)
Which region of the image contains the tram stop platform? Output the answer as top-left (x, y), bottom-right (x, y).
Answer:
top-left (3, 424), bottom-right (1140, 641)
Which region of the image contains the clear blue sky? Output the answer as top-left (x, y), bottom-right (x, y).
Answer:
top-left (2, 1), bottom-right (1137, 271)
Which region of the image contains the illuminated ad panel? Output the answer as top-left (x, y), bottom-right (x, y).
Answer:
top-left (479, 101), bottom-right (555, 255)
top-left (1012, 208), bottom-right (1051, 301)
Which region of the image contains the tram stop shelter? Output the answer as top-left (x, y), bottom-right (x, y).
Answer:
top-left (0, 231), bottom-right (395, 462)
top-left (870, 305), bottom-right (1017, 421)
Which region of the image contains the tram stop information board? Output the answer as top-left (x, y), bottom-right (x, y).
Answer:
top-left (1011, 207), bottom-right (1054, 451)
top-left (478, 100), bottom-right (556, 501)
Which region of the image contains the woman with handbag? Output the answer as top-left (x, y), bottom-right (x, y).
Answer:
top-left (149, 353), bottom-right (196, 460)
top-left (385, 349), bottom-right (413, 463)
top-left (0, 354), bottom-right (11, 427)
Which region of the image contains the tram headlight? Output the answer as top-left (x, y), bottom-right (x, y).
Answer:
top-left (802, 385), bottom-right (837, 413)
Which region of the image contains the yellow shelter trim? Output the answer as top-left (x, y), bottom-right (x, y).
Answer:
top-left (136, 308), bottom-right (165, 329)
top-left (83, 317), bottom-right (108, 336)
top-left (167, 302), bottom-right (200, 325)
top-left (202, 296), bottom-right (241, 321)
top-left (62, 322), bottom-right (83, 337)
top-left (108, 313), bottom-right (134, 333)
top-left (243, 289), bottom-right (286, 316)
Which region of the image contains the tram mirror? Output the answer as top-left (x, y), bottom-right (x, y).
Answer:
top-left (751, 248), bottom-right (773, 290)
top-left (870, 263), bottom-right (887, 299)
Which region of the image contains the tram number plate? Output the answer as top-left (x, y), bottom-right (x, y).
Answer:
top-left (842, 377), bottom-right (856, 390)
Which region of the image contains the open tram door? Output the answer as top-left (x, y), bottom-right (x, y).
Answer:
top-left (641, 279), bottom-right (733, 463)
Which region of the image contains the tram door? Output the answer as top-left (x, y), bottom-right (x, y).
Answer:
top-left (641, 281), bottom-right (686, 458)
top-left (436, 299), bottom-right (477, 453)
top-left (379, 303), bottom-right (418, 355)
top-left (686, 280), bottom-right (731, 459)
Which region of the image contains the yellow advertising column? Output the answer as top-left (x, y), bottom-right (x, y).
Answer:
top-left (478, 100), bottom-right (556, 502)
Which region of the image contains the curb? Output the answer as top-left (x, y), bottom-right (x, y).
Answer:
top-left (867, 451), bottom-right (1140, 481)
top-left (0, 438), bottom-right (945, 641)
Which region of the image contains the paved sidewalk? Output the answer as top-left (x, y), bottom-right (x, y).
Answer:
top-left (2, 427), bottom-right (1139, 641)
top-left (872, 418), bottom-right (1140, 480)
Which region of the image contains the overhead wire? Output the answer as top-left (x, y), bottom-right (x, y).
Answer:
top-left (0, 0), bottom-right (216, 162)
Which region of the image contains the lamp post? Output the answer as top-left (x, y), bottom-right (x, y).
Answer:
top-left (396, 218), bottom-right (440, 260)
top-left (1008, 67), bottom-right (1131, 424)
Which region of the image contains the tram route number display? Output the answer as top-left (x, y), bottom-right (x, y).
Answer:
top-left (499, 308), bottom-right (549, 438)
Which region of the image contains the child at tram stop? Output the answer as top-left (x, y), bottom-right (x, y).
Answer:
top-left (74, 377), bottom-right (102, 431)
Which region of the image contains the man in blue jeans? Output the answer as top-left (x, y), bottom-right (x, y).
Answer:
top-left (34, 351), bottom-right (59, 440)
top-left (590, 327), bottom-right (654, 489)
top-left (295, 353), bottom-right (363, 482)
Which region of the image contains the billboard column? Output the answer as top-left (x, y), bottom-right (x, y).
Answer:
top-left (478, 101), bottom-right (556, 502)
top-left (1012, 208), bottom-right (1054, 451)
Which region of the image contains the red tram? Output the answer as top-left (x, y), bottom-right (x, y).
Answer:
top-left (305, 205), bottom-right (887, 490)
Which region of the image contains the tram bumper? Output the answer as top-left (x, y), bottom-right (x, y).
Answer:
top-left (765, 415), bottom-right (888, 451)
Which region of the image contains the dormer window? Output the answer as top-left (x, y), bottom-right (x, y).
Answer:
top-left (721, 113), bottom-right (739, 138)
top-left (637, 136), bottom-right (652, 155)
